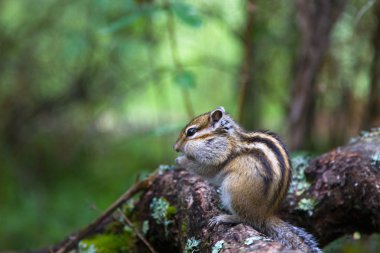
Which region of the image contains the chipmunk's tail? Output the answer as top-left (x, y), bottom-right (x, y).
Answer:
top-left (263, 216), bottom-right (323, 253)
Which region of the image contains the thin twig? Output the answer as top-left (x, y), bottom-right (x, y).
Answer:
top-left (135, 172), bottom-right (141, 183)
top-left (354, 0), bottom-right (377, 25)
top-left (50, 172), bottom-right (157, 253)
top-left (117, 209), bottom-right (158, 253)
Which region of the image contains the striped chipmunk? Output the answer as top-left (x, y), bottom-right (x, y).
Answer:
top-left (174, 107), bottom-right (322, 253)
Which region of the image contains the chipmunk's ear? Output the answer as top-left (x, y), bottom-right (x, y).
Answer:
top-left (210, 106), bottom-right (225, 123)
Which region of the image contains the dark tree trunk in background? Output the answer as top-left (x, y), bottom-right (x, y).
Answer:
top-left (363, 1), bottom-right (380, 129)
top-left (237, 0), bottom-right (261, 130)
top-left (289, 0), bottom-right (346, 150)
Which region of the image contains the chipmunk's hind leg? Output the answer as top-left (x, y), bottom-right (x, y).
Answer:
top-left (209, 214), bottom-right (241, 227)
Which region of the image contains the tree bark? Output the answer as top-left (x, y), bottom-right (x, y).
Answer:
top-left (282, 133), bottom-right (380, 246)
top-left (132, 133), bottom-right (380, 252)
top-left (289, 0), bottom-right (347, 150)
top-left (19, 132), bottom-right (380, 253)
top-left (135, 169), bottom-right (287, 253)
top-left (237, 0), bottom-right (256, 126)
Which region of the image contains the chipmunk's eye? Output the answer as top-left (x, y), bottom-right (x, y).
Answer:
top-left (186, 127), bottom-right (197, 137)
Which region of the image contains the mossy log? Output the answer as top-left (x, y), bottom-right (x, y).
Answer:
top-left (282, 134), bottom-right (380, 246)
top-left (22, 134), bottom-right (380, 253)
top-left (132, 134), bottom-right (380, 253)
top-left (134, 168), bottom-right (286, 253)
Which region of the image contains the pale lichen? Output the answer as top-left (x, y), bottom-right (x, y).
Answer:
top-left (353, 231), bottom-right (361, 240)
top-left (150, 197), bottom-right (176, 236)
top-left (292, 159), bottom-right (318, 213)
top-left (123, 225), bottom-right (133, 233)
top-left (150, 197), bottom-right (170, 223)
top-left (121, 198), bottom-right (136, 218)
top-left (211, 240), bottom-right (225, 253)
top-left (181, 221), bottom-right (188, 234)
top-left (297, 198), bottom-right (317, 215)
top-left (289, 155), bottom-right (312, 196)
top-left (349, 127), bottom-right (380, 144)
top-left (244, 236), bottom-right (261, 245)
top-left (158, 164), bottom-right (176, 171)
top-left (184, 237), bottom-right (201, 253)
top-left (79, 242), bottom-right (97, 253)
top-left (370, 152), bottom-right (380, 168)
top-left (243, 235), bottom-right (272, 246)
top-left (142, 220), bottom-right (149, 235)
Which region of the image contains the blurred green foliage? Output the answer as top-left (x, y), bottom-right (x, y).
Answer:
top-left (0, 0), bottom-right (379, 251)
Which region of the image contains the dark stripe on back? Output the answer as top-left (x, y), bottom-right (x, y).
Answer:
top-left (248, 134), bottom-right (286, 170)
top-left (250, 148), bottom-right (273, 196)
top-left (240, 132), bottom-right (290, 209)
top-left (271, 173), bottom-right (285, 209)
top-left (262, 130), bottom-right (291, 159)
top-left (261, 132), bottom-right (292, 208)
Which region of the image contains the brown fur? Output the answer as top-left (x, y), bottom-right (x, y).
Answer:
top-left (174, 107), bottom-right (322, 253)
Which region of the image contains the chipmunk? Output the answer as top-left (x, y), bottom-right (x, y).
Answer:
top-left (174, 107), bottom-right (322, 253)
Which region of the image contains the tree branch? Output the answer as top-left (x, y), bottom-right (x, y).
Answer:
top-left (16, 133), bottom-right (380, 253)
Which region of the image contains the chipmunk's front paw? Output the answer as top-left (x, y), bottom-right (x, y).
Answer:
top-left (209, 214), bottom-right (241, 227)
top-left (175, 155), bottom-right (189, 167)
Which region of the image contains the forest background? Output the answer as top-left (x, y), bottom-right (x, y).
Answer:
top-left (1, 0), bottom-right (379, 252)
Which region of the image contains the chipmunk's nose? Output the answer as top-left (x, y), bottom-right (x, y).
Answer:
top-left (174, 142), bottom-right (180, 152)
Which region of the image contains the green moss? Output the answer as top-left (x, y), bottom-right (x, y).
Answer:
top-left (167, 205), bottom-right (178, 218)
top-left (181, 221), bottom-right (188, 234)
top-left (79, 233), bottom-right (133, 253)
top-left (184, 237), bottom-right (201, 253)
top-left (211, 240), bottom-right (225, 253)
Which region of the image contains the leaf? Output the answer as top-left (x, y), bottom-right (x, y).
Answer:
top-left (171, 2), bottom-right (202, 28)
top-left (101, 15), bottom-right (141, 33)
top-left (173, 70), bottom-right (196, 89)
top-left (100, 5), bottom-right (158, 33)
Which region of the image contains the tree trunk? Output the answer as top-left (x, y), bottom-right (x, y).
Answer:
top-left (289, 0), bottom-right (347, 150)
top-left (237, 0), bottom-right (258, 129)
top-left (363, 1), bottom-right (380, 129)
